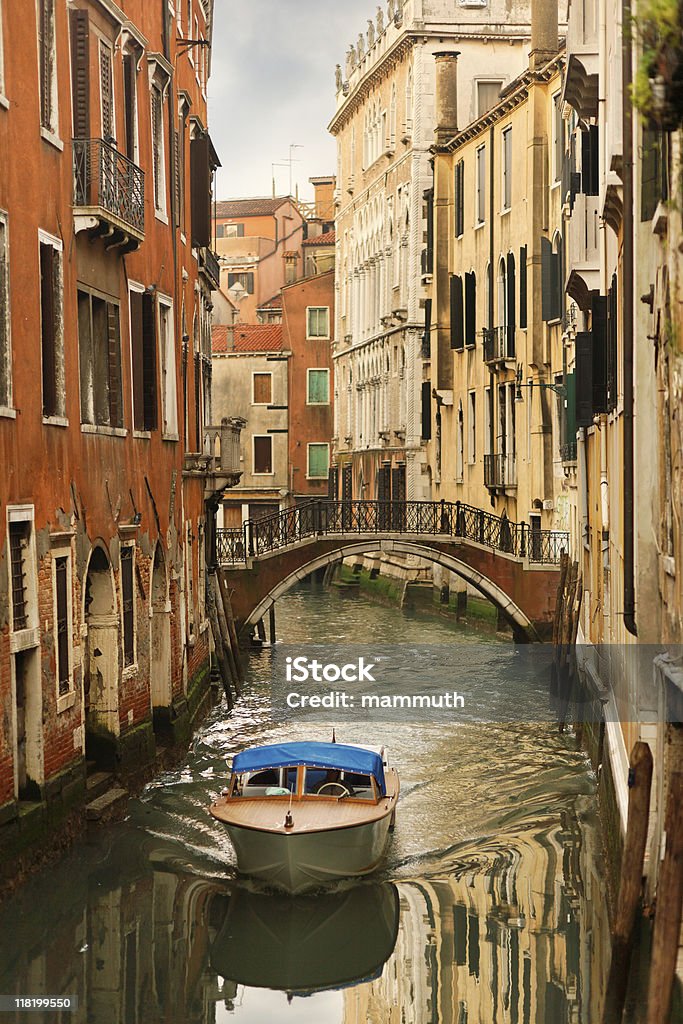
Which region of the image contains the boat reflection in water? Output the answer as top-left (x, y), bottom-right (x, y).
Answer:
top-left (210, 883), bottom-right (400, 996)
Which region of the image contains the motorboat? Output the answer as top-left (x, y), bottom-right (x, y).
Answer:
top-left (208, 740), bottom-right (399, 893)
top-left (210, 883), bottom-right (400, 994)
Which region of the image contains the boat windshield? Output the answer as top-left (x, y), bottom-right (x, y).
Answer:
top-left (234, 767), bottom-right (297, 797)
top-left (303, 768), bottom-right (375, 800)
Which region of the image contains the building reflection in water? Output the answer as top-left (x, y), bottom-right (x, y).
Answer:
top-left (0, 794), bottom-right (609, 1024)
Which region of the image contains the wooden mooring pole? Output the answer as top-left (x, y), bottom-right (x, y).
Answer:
top-left (207, 574), bottom-right (234, 711)
top-left (268, 604), bottom-right (276, 645)
top-left (601, 740), bottom-right (653, 1024)
top-left (646, 767), bottom-right (683, 1024)
top-left (217, 569), bottom-right (244, 691)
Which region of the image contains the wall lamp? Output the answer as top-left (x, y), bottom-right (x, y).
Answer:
top-left (514, 363), bottom-right (567, 402)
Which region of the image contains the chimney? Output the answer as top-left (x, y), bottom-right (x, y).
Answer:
top-left (434, 51), bottom-right (460, 146)
top-left (529, 0), bottom-right (558, 70)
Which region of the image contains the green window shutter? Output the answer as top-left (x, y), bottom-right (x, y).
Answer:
top-left (421, 380), bottom-right (431, 440)
top-left (308, 444), bottom-right (329, 478)
top-left (575, 332), bottom-right (593, 427)
top-left (519, 246), bottom-right (527, 328)
top-left (591, 294), bottom-right (607, 413)
top-left (565, 370), bottom-right (576, 443)
top-left (308, 370), bottom-right (329, 403)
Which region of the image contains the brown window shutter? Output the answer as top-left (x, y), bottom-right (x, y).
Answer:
top-left (123, 54), bottom-right (136, 159)
top-left (100, 43), bottom-right (113, 141)
top-left (450, 275), bottom-right (464, 350)
top-left (194, 351), bottom-right (201, 449)
top-left (70, 9), bottom-right (90, 139)
top-left (40, 243), bottom-right (56, 416)
top-left (151, 87), bottom-right (163, 208)
top-left (190, 131), bottom-right (211, 248)
top-left (142, 292), bottom-right (158, 430)
top-left (106, 302), bottom-right (122, 427)
top-left (39, 0), bottom-right (54, 129)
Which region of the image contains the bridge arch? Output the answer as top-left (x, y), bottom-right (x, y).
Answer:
top-left (243, 540), bottom-right (539, 641)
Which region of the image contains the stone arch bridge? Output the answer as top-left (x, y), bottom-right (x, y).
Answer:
top-left (216, 500), bottom-right (568, 642)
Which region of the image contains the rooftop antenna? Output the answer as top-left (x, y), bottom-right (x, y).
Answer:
top-left (278, 144), bottom-right (303, 197)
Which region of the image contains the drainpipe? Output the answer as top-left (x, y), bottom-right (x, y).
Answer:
top-left (622, 0), bottom-right (637, 636)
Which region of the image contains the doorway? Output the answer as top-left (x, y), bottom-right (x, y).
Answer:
top-left (83, 546), bottom-right (119, 767)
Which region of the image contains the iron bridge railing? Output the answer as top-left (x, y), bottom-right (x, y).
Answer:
top-left (73, 137), bottom-right (145, 235)
top-left (217, 500), bottom-right (569, 568)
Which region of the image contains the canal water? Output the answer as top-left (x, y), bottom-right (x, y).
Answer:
top-left (0, 579), bottom-right (613, 1023)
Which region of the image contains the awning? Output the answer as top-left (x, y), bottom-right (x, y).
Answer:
top-left (232, 741), bottom-right (386, 795)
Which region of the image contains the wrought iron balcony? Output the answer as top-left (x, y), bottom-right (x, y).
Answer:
top-left (484, 453), bottom-right (517, 489)
top-left (199, 247), bottom-right (221, 290)
top-left (483, 326), bottom-right (514, 366)
top-left (73, 138), bottom-right (145, 250)
top-left (560, 440), bottom-right (578, 464)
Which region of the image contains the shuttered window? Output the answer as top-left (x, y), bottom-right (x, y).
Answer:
top-left (519, 246), bottom-right (527, 329)
top-left (252, 372), bottom-right (272, 405)
top-left (100, 41), bottom-right (114, 140)
top-left (450, 275), bottom-right (464, 350)
top-left (327, 465), bottom-right (339, 500)
top-left (591, 293), bottom-right (607, 413)
top-left (123, 53), bottom-right (137, 160)
top-left (70, 9), bottom-right (90, 139)
top-left (130, 289), bottom-right (157, 431)
top-left (476, 145), bottom-right (486, 224)
top-left (307, 443), bottom-right (329, 479)
top-left (541, 236), bottom-right (561, 322)
top-left (40, 239), bottom-right (64, 418)
top-left (55, 555), bottom-right (70, 694)
top-left (641, 129), bottom-right (668, 222)
top-left (465, 271), bottom-right (476, 348)
top-left (454, 160), bottom-right (464, 237)
top-left (77, 291), bottom-right (123, 428)
top-left (121, 546), bottom-right (135, 667)
top-left (39, 0), bottom-right (56, 131)
top-left (307, 307), bottom-right (330, 339)
top-left (190, 130), bottom-right (211, 247)
top-left (581, 125), bottom-right (599, 196)
top-left (307, 369), bottom-right (329, 404)
top-left (9, 521), bottom-right (29, 632)
top-left (506, 252), bottom-right (516, 357)
top-left (502, 127), bottom-right (512, 209)
top-left (151, 85), bottom-right (165, 213)
top-left (194, 351), bottom-right (201, 449)
top-left (606, 274), bottom-right (618, 412)
top-left (575, 332), bottom-right (593, 427)
top-left (0, 213), bottom-right (10, 408)
top-left (424, 187), bottom-right (434, 273)
top-left (421, 380), bottom-right (431, 441)
top-left (228, 272), bottom-right (254, 294)
top-left (253, 435), bottom-right (272, 474)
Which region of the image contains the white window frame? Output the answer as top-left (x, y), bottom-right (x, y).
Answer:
top-left (119, 541), bottom-right (138, 673)
top-left (38, 228), bottom-right (66, 424)
top-left (476, 145), bottom-right (486, 226)
top-left (99, 38), bottom-right (116, 141)
top-left (122, 45), bottom-right (139, 165)
top-left (306, 367), bottom-right (330, 406)
top-left (0, 209), bottom-right (13, 415)
top-left (252, 434), bottom-right (274, 476)
top-left (158, 294), bottom-right (178, 439)
top-left (52, 545), bottom-right (74, 709)
top-left (502, 126), bottom-right (512, 212)
top-left (307, 442), bottom-right (330, 480)
top-left (151, 82), bottom-right (168, 219)
top-left (307, 306), bottom-right (330, 340)
top-left (251, 370), bottom-right (273, 406)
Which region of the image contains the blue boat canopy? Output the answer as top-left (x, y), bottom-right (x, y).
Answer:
top-left (232, 742), bottom-right (386, 796)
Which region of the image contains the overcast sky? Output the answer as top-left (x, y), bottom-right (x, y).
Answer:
top-left (208, 0), bottom-right (372, 202)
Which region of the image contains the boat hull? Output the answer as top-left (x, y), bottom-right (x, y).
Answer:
top-left (225, 813), bottom-right (393, 894)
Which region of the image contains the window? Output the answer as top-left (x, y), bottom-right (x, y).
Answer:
top-left (477, 80), bottom-right (502, 117)
top-left (307, 307), bottom-right (330, 339)
top-left (120, 545), bottom-right (135, 667)
top-left (252, 371), bottom-right (272, 405)
top-left (468, 392), bottom-right (476, 464)
top-left (99, 40), bottom-right (114, 140)
top-left (70, 9), bottom-right (89, 140)
top-left (158, 298), bottom-right (178, 437)
top-left (641, 128), bottom-right (668, 222)
top-left (9, 520), bottom-right (30, 632)
top-left (151, 84), bottom-right (166, 215)
top-left (476, 145), bottom-right (486, 224)
top-left (541, 235), bottom-right (562, 322)
top-left (0, 211), bottom-right (11, 409)
top-left (227, 272), bottom-right (254, 294)
top-left (484, 386), bottom-right (492, 456)
top-left (553, 92), bottom-right (563, 182)
top-left (308, 443), bottom-right (329, 479)
top-left (404, 67), bottom-right (413, 136)
top-left (129, 286), bottom-right (157, 431)
top-left (39, 233), bottom-right (65, 419)
top-left (519, 245), bottom-right (527, 328)
top-left (307, 368), bottom-right (330, 404)
top-left (253, 435), bottom-right (273, 474)
top-left (421, 380), bottom-right (431, 441)
top-left (77, 290), bottom-right (123, 428)
top-left (465, 271), bottom-right (476, 347)
top-left (502, 127), bottom-right (512, 210)
top-left (218, 222), bottom-right (244, 238)
top-left (454, 159), bottom-right (464, 237)
top-left (39, 0), bottom-right (58, 134)
top-left (54, 553), bottom-right (71, 695)
top-left (450, 275), bottom-right (464, 350)
top-left (389, 84), bottom-right (397, 147)
top-left (122, 51), bottom-right (138, 162)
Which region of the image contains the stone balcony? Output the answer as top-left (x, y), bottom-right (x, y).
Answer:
top-left (183, 418), bottom-right (245, 494)
top-left (73, 137), bottom-right (145, 253)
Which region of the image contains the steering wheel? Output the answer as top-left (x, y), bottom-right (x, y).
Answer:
top-left (316, 782), bottom-right (351, 798)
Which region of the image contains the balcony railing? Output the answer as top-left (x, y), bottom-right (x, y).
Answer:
top-left (483, 326), bottom-right (514, 365)
top-left (484, 453), bottom-right (517, 489)
top-left (560, 440), bottom-right (578, 463)
top-left (73, 138), bottom-right (145, 240)
top-left (200, 247), bottom-right (221, 289)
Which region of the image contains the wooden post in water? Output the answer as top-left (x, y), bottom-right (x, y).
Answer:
top-left (217, 569), bottom-right (244, 691)
top-left (601, 740), bottom-right (653, 1024)
top-left (207, 574), bottom-right (234, 711)
top-left (213, 574), bottom-right (239, 698)
top-left (269, 604), bottom-right (276, 645)
top-left (646, 767), bottom-right (683, 1024)
top-left (256, 618), bottom-right (266, 642)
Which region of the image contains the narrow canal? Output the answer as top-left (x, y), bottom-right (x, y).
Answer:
top-left (0, 578), bottom-right (612, 1023)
